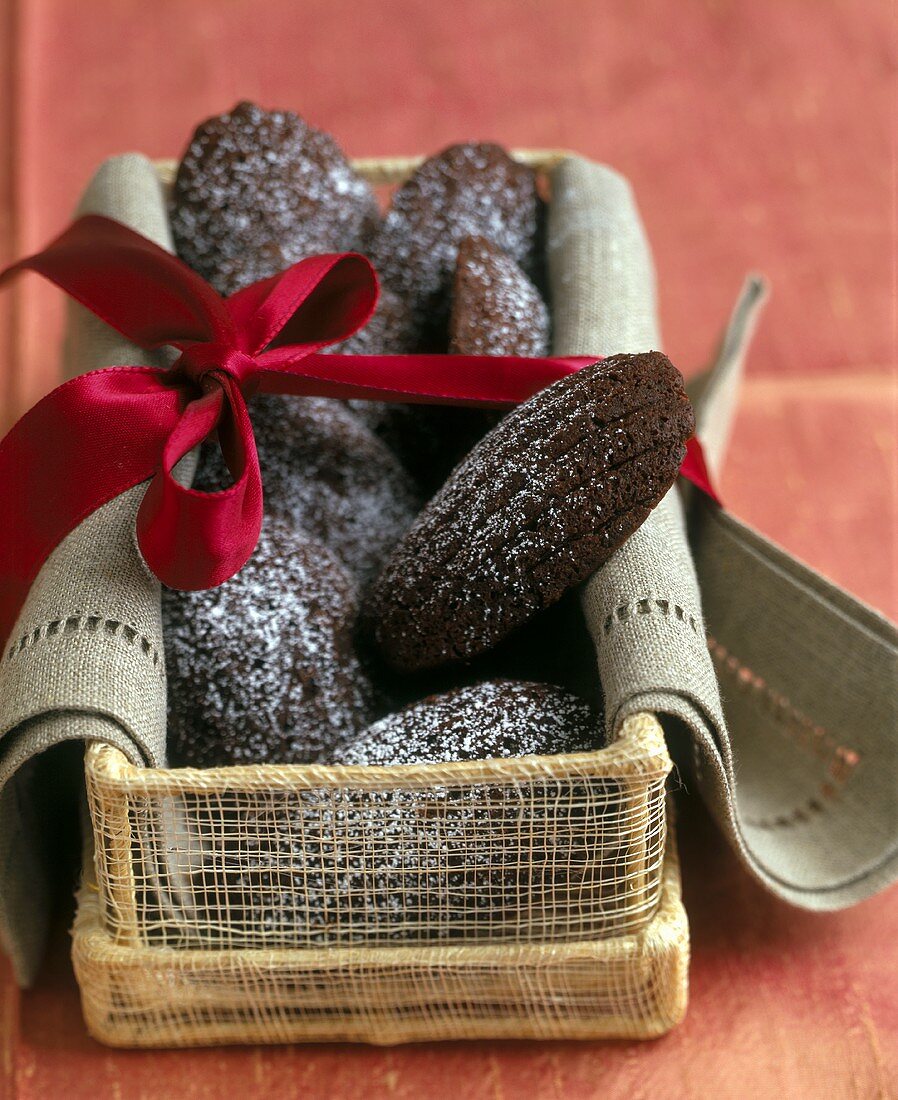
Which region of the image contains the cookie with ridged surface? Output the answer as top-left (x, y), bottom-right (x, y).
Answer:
top-left (370, 352), bottom-right (695, 671)
top-left (162, 518), bottom-right (376, 767)
top-left (171, 101), bottom-right (379, 296)
top-left (449, 235), bottom-right (549, 357)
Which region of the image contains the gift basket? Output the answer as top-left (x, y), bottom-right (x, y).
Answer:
top-left (76, 718), bottom-right (686, 1046)
top-left (77, 139), bottom-right (690, 1045)
top-left (1, 105), bottom-right (896, 1051)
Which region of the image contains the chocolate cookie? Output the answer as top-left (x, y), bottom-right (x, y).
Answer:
top-left (449, 235), bottom-right (549, 357)
top-left (183, 786), bottom-right (448, 946)
top-left (370, 352), bottom-right (695, 671)
top-left (159, 765), bottom-right (627, 947)
top-left (349, 233), bottom-right (551, 494)
top-left (194, 395), bottom-right (421, 587)
top-left (162, 517), bottom-right (376, 767)
top-left (337, 680), bottom-right (601, 765)
top-left (176, 681), bottom-right (607, 947)
top-left (368, 143), bottom-right (544, 347)
top-left (171, 101), bottom-right (379, 296)
top-left (338, 284), bottom-right (418, 357)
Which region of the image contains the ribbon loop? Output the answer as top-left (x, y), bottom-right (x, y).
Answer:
top-left (227, 252), bottom-right (378, 356)
top-left (138, 377), bottom-right (263, 591)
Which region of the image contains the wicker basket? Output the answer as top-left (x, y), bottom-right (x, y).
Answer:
top-left (86, 711), bottom-right (670, 951)
top-left (74, 151), bottom-right (689, 1045)
top-left (74, 825), bottom-right (687, 1047)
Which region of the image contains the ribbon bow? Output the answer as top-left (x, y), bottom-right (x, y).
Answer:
top-left (0, 215), bottom-right (716, 650)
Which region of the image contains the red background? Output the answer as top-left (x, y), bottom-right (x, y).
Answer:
top-left (1, 1), bottom-right (896, 1096)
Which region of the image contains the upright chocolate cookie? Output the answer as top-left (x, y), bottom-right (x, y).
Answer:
top-left (368, 143), bottom-right (544, 346)
top-left (449, 235), bottom-right (550, 357)
top-left (193, 395), bottom-right (421, 587)
top-left (337, 680), bottom-right (601, 765)
top-left (385, 233), bottom-right (551, 482)
top-left (171, 101), bottom-right (379, 295)
top-left (369, 352), bottom-right (695, 671)
top-left (349, 232), bottom-right (551, 494)
top-left (163, 518), bottom-right (376, 767)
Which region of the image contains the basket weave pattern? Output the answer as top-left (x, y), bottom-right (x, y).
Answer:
top-left (74, 834), bottom-right (687, 1047)
top-left (86, 713), bottom-right (669, 952)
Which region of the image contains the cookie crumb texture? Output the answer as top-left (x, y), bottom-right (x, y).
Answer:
top-left (338, 680), bottom-right (602, 765)
top-left (163, 518), bottom-right (376, 767)
top-left (450, 234), bottom-right (549, 357)
top-left (171, 101), bottom-right (379, 296)
top-left (371, 352), bottom-right (695, 672)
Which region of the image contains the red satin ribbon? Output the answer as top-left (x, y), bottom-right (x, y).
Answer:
top-left (0, 215), bottom-right (718, 650)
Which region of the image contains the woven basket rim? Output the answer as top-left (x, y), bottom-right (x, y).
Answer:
top-left (86, 711), bottom-right (670, 790)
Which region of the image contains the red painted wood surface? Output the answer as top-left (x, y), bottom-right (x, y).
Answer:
top-left (1, 1), bottom-right (895, 1096)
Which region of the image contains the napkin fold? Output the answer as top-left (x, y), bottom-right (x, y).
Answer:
top-left (0, 154), bottom-right (173, 984)
top-left (550, 157), bottom-right (898, 912)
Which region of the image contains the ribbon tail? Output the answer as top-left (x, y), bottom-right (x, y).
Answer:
top-left (679, 435), bottom-right (721, 504)
top-left (0, 214), bottom-right (233, 349)
top-left (255, 351), bottom-right (597, 407)
top-left (0, 367), bottom-right (184, 649)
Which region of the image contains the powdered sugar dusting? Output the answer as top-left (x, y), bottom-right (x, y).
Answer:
top-left (368, 143), bottom-right (544, 346)
top-left (338, 680), bottom-right (601, 765)
top-left (171, 102), bottom-right (379, 296)
top-left (450, 234), bottom-right (549, 357)
top-left (163, 517), bottom-right (376, 767)
top-left (253, 395), bottom-right (422, 587)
